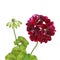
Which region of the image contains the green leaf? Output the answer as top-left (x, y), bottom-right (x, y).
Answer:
top-left (12, 45), bottom-right (26, 56)
top-left (30, 55), bottom-right (38, 60)
top-left (14, 39), bottom-right (20, 45)
top-left (23, 54), bottom-right (38, 60)
top-left (18, 36), bottom-right (29, 47)
top-left (5, 53), bottom-right (16, 60)
top-left (17, 52), bottom-right (25, 60)
top-left (14, 36), bottom-right (29, 47)
top-left (23, 54), bottom-right (29, 60)
top-left (12, 47), bottom-right (21, 56)
top-left (19, 44), bottom-right (26, 53)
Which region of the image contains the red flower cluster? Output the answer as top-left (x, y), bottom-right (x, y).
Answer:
top-left (26, 14), bottom-right (56, 43)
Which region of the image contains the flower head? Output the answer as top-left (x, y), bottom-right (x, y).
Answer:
top-left (6, 18), bottom-right (22, 29)
top-left (26, 14), bottom-right (56, 43)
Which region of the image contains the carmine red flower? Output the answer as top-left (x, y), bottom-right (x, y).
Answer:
top-left (26, 14), bottom-right (56, 43)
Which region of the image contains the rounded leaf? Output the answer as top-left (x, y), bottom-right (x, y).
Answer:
top-left (5, 53), bottom-right (16, 60)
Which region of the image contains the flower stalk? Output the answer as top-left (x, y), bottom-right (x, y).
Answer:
top-left (13, 28), bottom-right (17, 40)
top-left (31, 42), bottom-right (38, 54)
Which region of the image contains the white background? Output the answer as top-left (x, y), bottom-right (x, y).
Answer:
top-left (0, 0), bottom-right (60, 60)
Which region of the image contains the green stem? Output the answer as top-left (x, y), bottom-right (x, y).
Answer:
top-left (31, 42), bottom-right (38, 54)
top-left (13, 28), bottom-right (17, 40)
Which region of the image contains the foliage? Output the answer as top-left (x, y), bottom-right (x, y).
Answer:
top-left (5, 36), bottom-right (38, 60)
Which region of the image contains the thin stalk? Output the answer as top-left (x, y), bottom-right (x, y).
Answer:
top-left (13, 28), bottom-right (17, 40)
top-left (31, 42), bottom-right (38, 54)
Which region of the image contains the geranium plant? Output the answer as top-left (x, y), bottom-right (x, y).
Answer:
top-left (5, 14), bottom-right (56, 60)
